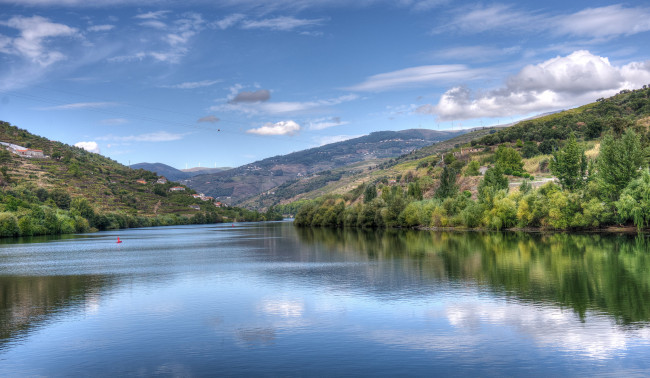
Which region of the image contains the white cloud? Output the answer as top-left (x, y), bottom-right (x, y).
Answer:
top-left (437, 4), bottom-right (650, 39)
top-left (436, 4), bottom-right (540, 35)
top-left (308, 117), bottom-right (348, 130)
top-left (0, 15), bottom-right (78, 66)
top-left (74, 141), bottom-right (100, 153)
top-left (98, 131), bottom-right (186, 142)
top-left (197, 115), bottom-right (220, 123)
top-left (241, 16), bottom-right (324, 31)
top-left (135, 10), bottom-right (169, 20)
top-left (87, 24), bottom-right (114, 32)
top-left (416, 50), bottom-right (650, 121)
top-left (213, 94), bottom-right (358, 115)
top-left (432, 45), bottom-right (521, 62)
top-left (556, 5), bottom-right (650, 38)
top-left (214, 14), bottom-right (245, 30)
top-left (139, 20), bottom-right (167, 29)
top-left (40, 101), bottom-right (118, 110)
top-left (347, 65), bottom-right (485, 92)
top-left (164, 79), bottom-right (221, 89)
top-left (247, 120), bottom-right (300, 136)
top-left (110, 13), bottom-right (204, 64)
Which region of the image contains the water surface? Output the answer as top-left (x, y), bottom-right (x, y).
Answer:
top-left (1, 222), bottom-right (649, 376)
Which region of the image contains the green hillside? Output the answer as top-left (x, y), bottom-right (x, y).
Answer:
top-left (186, 128), bottom-right (468, 206)
top-left (288, 86), bottom-right (650, 231)
top-left (0, 121), bottom-right (275, 238)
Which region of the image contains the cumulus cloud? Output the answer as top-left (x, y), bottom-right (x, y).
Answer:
top-left (416, 50), bottom-right (650, 121)
top-left (247, 120), bottom-right (300, 136)
top-left (74, 141), bottom-right (100, 153)
top-left (230, 89), bottom-right (271, 103)
top-left (0, 15), bottom-right (78, 66)
top-left (97, 131), bottom-right (186, 142)
top-left (347, 65), bottom-right (485, 92)
top-left (197, 115), bottom-right (220, 123)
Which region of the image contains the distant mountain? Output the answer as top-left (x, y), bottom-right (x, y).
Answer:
top-left (130, 163), bottom-right (190, 181)
top-left (131, 163), bottom-right (229, 181)
top-left (185, 128), bottom-right (469, 205)
top-left (181, 167), bottom-right (231, 175)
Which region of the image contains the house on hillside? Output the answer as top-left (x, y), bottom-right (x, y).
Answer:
top-left (136, 179), bottom-right (147, 184)
top-left (156, 177), bottom-right (168, 184)
top-left (169, 186), bottom-right (185, 192)
top-left (189, 205), bottom-right (201, 210)
top-left (192, 194), bottom-right (202, 199)
top-left (15, 149), bottom-right (45, 158)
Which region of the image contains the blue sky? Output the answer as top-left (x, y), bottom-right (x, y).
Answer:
top-left (1, 0), bottom-right (649, 169)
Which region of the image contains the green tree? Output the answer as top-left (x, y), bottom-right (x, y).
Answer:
top-left (478, 166), bottom-right (508, 203)
top-left (50, 189), bottom-right (71, 210)
top-left (435, 166), bottom-right (458, 199)
top-left (521, 141), bottom-right (539, 158)
top-left (364, 184), bottom-right (377, 203)
top-left (616, 169), bottom-right (650, 230)
top-left (494, 145), bottom-right (524, 175)
top-left (464, 160), bottom-right (480, 176)
top-left (550, 133), bottom-right (587, 191)
top-left (597, 129), bottom-right (644, 200)
top-left (407, 181), bottom-right (423, 200)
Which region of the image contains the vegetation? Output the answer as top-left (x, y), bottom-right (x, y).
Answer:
top-left (293, 86), bottom-right (650, 232)
top-left (0, 121), bottom-right (278, 238)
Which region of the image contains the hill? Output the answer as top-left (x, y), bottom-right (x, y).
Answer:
top-left (186, 129), bottom-right (468, 206)
top-left (130, 162), bottom-right (191, 181)
top-left (130, 163), bottom-right (230, 181)
top-left (0, 121), bottom-right (273, 237)
top-left (287, 86), bottom-right (650, 231)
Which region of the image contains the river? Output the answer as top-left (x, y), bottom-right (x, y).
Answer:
top-left (1, 221), bottom-right (649, 376)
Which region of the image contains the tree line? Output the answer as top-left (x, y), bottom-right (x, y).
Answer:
top-left (295, 127), bottom-right (650, 231)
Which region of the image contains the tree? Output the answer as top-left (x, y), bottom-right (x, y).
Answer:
top-left (435, 166), bottom-right (458, 199)
top-left (597, 129), bottom-right (644, 200)
top-left (464, 160), bottom-right (480, 176)
top-left (550, 133), bottom-right (587, 191)
top-left (494, 145), bottom-right (524, 175)
top-left (478, 166), bottom-right (508, 203)
top-left (616, 169), bottom-right (650, 230)
top-left (364, 184), bottom-right (377, 203)
top-left (50, 189), bottom-right (71, 210)
top-left (521, 141), bottom-right (539, 158)
top-left (407, 181), bottom-right (423, 200)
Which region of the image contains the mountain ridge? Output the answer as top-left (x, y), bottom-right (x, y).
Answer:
top-left (184, 128), bottom-right (469, 205)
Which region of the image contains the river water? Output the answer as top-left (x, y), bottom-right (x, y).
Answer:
top-left (1, 221), bottom-right (649, 376)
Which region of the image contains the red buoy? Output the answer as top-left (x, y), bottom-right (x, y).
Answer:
top-left (117, 237), bottom-right (122, 243)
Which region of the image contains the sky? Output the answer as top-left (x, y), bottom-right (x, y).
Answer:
top-left (0, 0), bottom-right (649, 169)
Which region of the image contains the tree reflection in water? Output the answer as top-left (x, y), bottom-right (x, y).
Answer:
top-left (296, 228), bottom-right (650, 325)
